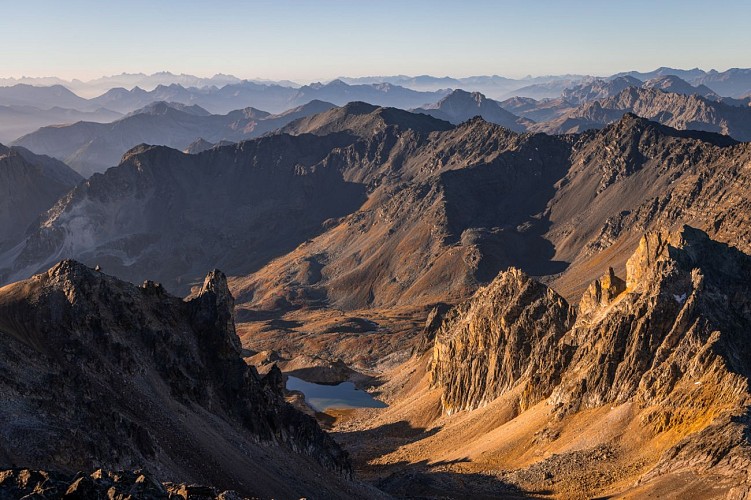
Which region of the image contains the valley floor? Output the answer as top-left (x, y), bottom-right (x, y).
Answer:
top-left (283, 354), bottom-right (739, 499)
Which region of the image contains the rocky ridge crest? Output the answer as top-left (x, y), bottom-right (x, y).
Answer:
top-left (0, 260), bottom-right (354, 497)
top-left (430, 226), bottom-right (751, 486)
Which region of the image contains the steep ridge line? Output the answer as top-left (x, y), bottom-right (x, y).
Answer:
top-left (0, 260), bottom-right (388, 498)
top-left (423, 226), bottom-right (751, 495)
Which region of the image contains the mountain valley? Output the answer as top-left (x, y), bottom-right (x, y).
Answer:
top-left (2, 63), bottom-right (751, 499)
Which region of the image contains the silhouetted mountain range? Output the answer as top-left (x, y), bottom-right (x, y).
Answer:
top-left (13, 100), bottom-right (336, 176)
top-left (0, 105), bottom-right (121, 144)
top-left (88, 80), bottom-right (447, 115)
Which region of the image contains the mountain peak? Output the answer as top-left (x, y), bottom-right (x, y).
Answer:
top-left (414, 89), bottom-right (527, 131)
top-left (198, 269), bottom-right (232, 304)
top-left (46, 258), bottom-right (94, 282)
top-left (432, 266), bottom-right (575, 413)
top-left (188, 268), bottom-right (240, 357)
top-left (442, 88), bottom-right (486, 104)
top-left (129, 101), bottom-right (211, 117)
top-left (626, 225), bottom-right (746, 289)
top-left (603, 110), bottom-right (738, 146)
top-left (339, 100), bottom-right (379, 115)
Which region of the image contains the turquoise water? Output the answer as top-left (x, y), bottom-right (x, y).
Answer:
top-left (286, 376), bottom-right (387, 412)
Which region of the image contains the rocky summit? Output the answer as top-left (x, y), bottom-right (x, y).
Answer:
top-left (431, 268), bottom-right (576, 414)
top-left (0, 260), bottom-right (377, 499)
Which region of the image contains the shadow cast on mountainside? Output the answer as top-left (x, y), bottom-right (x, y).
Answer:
top-left (333, 421), bottom-right (537, 498)
top-left (438, 135), bottom-right (573, 283)
top-left (333, 420), bottom-right (442, 465)
top-left (375, 459), bottom-right (536, 499)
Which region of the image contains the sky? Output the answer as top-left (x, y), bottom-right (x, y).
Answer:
top-left (2, 0), bottom-right (750, 82)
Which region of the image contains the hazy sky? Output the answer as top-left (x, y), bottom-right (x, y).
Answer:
top-left (3, 0), bottom-right (750, 81)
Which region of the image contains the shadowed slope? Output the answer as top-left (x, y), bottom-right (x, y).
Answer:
top-left (0, 260), bottom-right (384, 498)
top-left (1, 133), bottom-right (366, 294)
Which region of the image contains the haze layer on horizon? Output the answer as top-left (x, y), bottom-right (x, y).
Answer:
top-left (3, 0), bottom-right (750, 82)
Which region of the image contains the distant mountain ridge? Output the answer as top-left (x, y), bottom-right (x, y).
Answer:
top-left (412, 89), bottom-right (529, 131)
top-left (13, 100), bottom-right (337, 176)
top-left (613, 66), bottom-right (751, 97)
top-left (528, 86), bottom-right (751, 139)
top-left (0, 72), bottom-right (299, 98)
top-left (89, 80), bottom-right (448, 115)
top-left (0, 105), bottom-right (121, 144)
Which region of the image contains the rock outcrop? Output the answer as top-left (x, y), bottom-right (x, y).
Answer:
top-left (0, 468), bottom-right (248, 499)
top-left (577, 266), bottom-right (626, 317)
top-left (429, 226), bottom-right (751, 487)
top-left (431, 268), bottom-right (575, 414)
top-left (0, 261), bottom-right (360, 498)
top-left (552, 226), bottom-right (751, 416)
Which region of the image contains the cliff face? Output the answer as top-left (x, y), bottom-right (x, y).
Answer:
top-left (0, 261), bottom-right (354, 498)
top-left (553, 226), bottom-right (751, 417)
top-left (431, 268), bottom-right (575, 414)
top-left (430, 226), bottom-right (751, 485)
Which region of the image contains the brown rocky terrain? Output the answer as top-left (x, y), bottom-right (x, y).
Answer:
top-left (0, 260), bottom-right (386, 499)
top-left (235, 111), bottom-right (751, 367)
top-left (431, 268), bottom-right (576, 414)
top-left (328, 227), bottom-right (751, 498)
top-left (3, 92), bottom-right (751, 498)
top-left (6, 104), bottom-right (751, 374)
top-left (546, 113), bottom-right (751, 299)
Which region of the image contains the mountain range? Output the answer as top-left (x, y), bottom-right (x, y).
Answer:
top-left (13, 100), bottom-right (336, 176)
top-left (85, 80), bottom-right (448, 115)
top-left (18, 71), bottom-right (751, 179)
top-left (4, 66), bottom-right (751, 497)
top-left (0, 105), bottom-right (121, 144)
top-left (528, 85), bottom-right (751, 139)
top-left (615, 66), bottom-right (751, 97)
top-left (5, 103), bottom-right (750, 332)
